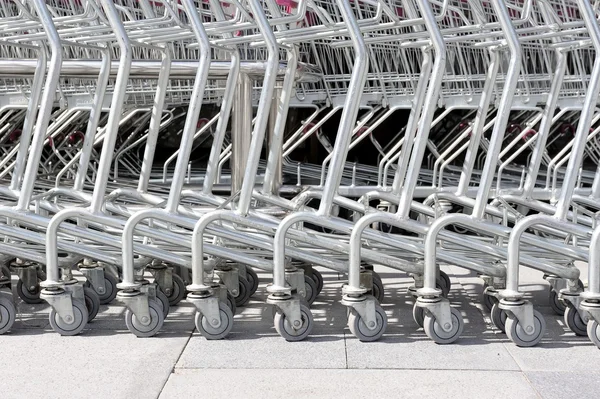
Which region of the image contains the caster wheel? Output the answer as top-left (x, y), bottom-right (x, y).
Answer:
top-left (195, 302), bottom-right (233, 340)
top-left (311, 268), bottom-right (324, 295)
top-left (491, 302), bottom-right (507, 333)
top-left (482, 285), bottom-right (499, 312)
top-left (303, 274), bottom-right (318, 305)
top-left (125, 299), bottom-right (164, 338)
top-left (49, 300), bottom-right (88, 336)
top-left (245, 266), bottom-right (259, 296)
top-left (226, 292), bottom-right (237, 315)
top-left (274, 303), bottom-right (313, 341)
top-left (549, 289), bottom-right (566, 315)
top-left (97, 272), bottom-right (118, 305)
top-left (413, 303), bottom-right (425, 328)
top-left (423, 307), bottom-right (464, 344)
top-left (155, 288), bottom-right (170, 319)
top-left (587, 320), bottom-right (600, 349)
top-left (505, 309), bottom-right (546, 347)
top-left (16, 278), bottom-right (43, 304)
top-left (436, 276), bottom-right (450, 298)
top-left (348, 304), bottom-right (387, 342)
top-left (166, 274), bottom-right (186, 306)
top-left (234, 276), bottom-right (252, 307)
top-left (564, 304), bottom-right (588, 336)
top-left (84, 287), bottom-right (100, 322)
top-left (371, 273), bottom-right (385, 303)
top-left (439, 270), bottom-right (451, 292)
top-left (0, 295), bottom-right (16, 334)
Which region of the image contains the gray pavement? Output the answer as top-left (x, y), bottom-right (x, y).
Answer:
top-left (1, 264), bottom-right (599, 399)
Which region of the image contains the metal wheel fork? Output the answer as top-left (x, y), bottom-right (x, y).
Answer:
top-left (268, 295), bottom-right (303, 331)
top-left (342, 295), bottom-right (378, 331)
top-left (41, 282), bottom-right (84, 325)
top-left (416, 297), bottom-right (454, 333)
top-left (499, 300), bottom-right (536, 335)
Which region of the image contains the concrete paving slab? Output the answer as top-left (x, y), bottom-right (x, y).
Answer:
top-left (0, 329), bottom-right (191, 399)
top-left (159, 369), bottom-right (540, 399)
top-left (525, 371), bottom-right (600, 399)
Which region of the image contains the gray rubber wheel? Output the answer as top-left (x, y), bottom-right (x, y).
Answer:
top-left (436, 276), bottom-right (450, 298)
top-left (49, 300), bottom-right (88, 336)
top-left (0, 295), bottom-right (16, 334)
top-left (97, 272), bottom-right (118, 305)
top-left (303, 274), bottom-right (318, 305)
top-left (195, 302), bottom-right (233, 340)
top-left (166, 273), bottom-right (187, 306)
top-left (311, 268), bottom-right (324, 295)
top-left (587, 320), bottom-right (600, 349)
top-left (413, 303), bottom-right (425, 328)
top-left (16, 278), bottom-right (43, 304)
top-left (423, 307), bottom-right (464, 344)
top-left (245, 266), bottom-right (259, 296)
top-left (155, 289), bottom-right (170, 319)
top-left (348, 304), bottom-right (387, 342)
top-left (549, 289), bottom-right (566, 315)
top-left (564, 304), bottom-right (587, 336)
top-left (234, 276), bottom-right (252, 307)
top-left (491, 302), bottom-right (507, 333)
top-left (274, 303), bottom-right (313, 342)
top-left (125, 299), bottom-right (164, 338)
top-left (482, 284), bottom-right (499, 312)
top-left (371, 273), bottom-right (385, 303)
top-left (505, 309), bottom-right (546, 347)
top-left (439, 271), bottom-right (451, 293)
top-left (84, 287), bottom-right (100, 322)
top-left (226, 292), bottom-right (237, 315)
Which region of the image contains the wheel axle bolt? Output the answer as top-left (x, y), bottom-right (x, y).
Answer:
top-left (141, 316), bottom-right (149, 323)
top-left (30, 286), bottom-right (36, 291)
top-left (368, 321), bottom-right (376, 328)
top-left (293, 320), bottom-right (301, 327)
top-left (444, 323), bottom-right (452, 330)
top-left (211, 319), bottom-right (219, 326)
top-left (232, 290), bottom-right (238, 295)
top-left (98, 287), bottom-right (105, 294)
top-left (525, 325), bottom-right (533, 333)
top-left (65, 315), bottom-right (73, 323)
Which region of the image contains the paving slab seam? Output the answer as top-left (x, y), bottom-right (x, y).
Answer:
top-left (156, 331), bottom-right (194, 399)
top-left (343, 332), bottom-right (349, 369)
top-left (521, 371), bottom-right (544, 398)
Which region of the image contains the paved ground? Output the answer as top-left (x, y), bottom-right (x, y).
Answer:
top-left (0, 263), bottom-right (598, 399)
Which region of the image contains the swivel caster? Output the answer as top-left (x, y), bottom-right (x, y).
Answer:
top-left (303, 275), bottom-right (318, 305)
top-left (274, 303), bottom-right (313, 342)
top-left (0, 294), bottom-right (16, 334)
top-left (564, 304), bottom-right (587, 336)
top-left (348, 304), bottom-right (387, 342)
top-left (195, 302), bottom-right (233, 340)
top-left (413, 304), bottom-right (425, 328)
top-left (505, 309), bottom-right (546, 347)
top-left (423, 307), bottom-right (464, 344)
top-left (125, 299), bottom-right (164, 338)
top-left (482, 283), bottom-right (499, 312)
top-left (587, 320), bottom-right (600, 349)
top-left (310, 269), bottom-right (324, 296)
top-left (49, 300), bottom-right (88, 336)
top-left (245, 266), bottom-right (259, 297)
top-left (234, 276), bottom-right (252, 307)
top-left (549, 289), bottom-right (566, 315)
top-left (85, 272), bottom-right (119, 305)
top-left (165, 273), bottom-right (187, 306)
top-left (155, 289), bottom-right (170, 319)
top-left (226, 292), bottom-right (237, 314)
top-left (83, 287), bottom-right (100, 322)
top-left (16, 278), bottom-right (43, 304)
top-left (491, 302), bottom-right (507, 333)
top-left (370, 272), bottom-right (385, 303)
